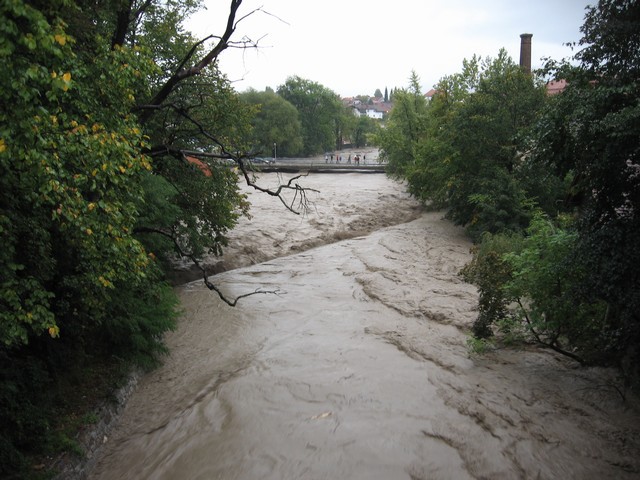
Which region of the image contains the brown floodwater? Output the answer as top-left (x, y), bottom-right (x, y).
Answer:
top-left (87, 171), bottom-right (640, 480)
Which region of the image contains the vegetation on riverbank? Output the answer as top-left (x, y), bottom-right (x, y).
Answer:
top-left (377, 0), bottom-right (639, 390)
top-left (0, 1), bottom-right (254, 477)
top-left (2, 0), bottom-right (637, 477)
top-left (0, 1), bottom-right (381, 477)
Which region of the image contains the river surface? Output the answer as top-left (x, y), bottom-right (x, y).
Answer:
top-left (88, 172), bottom-right (640, 479)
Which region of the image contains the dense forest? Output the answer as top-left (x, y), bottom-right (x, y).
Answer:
top-left (377, 0), bottom-right (639, 389)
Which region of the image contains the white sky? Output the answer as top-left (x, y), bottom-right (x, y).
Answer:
top-left (186, 0), bottom-right (593, 97)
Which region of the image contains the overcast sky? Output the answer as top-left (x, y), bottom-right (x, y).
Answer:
top-left (186, 0), bottom-right (593, 97)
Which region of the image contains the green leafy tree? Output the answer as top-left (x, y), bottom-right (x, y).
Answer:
top-left (240, 89), bottom-right (304, 157)
top-left (462, 214), bottom-right (607, 364)
top-left (277, 76), bottom-right (342, 155)
top-left (352, 115), bottom-right (378, 148)
top-left (530, 0), bottom-right (640, 380)
top-left (381, 56), bottom-right (546, 239)
top-left (333, 102), bottom-right (357, 151)
top-left (0, 1), bottom-right (179, 473)
top-left (444, 50), bottom-right (546, 239)
top-left (0, 0), bottom-right (302, 475)
top-left (376, 71), bottom-right (428, 179)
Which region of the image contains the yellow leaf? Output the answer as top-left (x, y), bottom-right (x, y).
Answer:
top-left (62, 72), bottom-right (71, 82)
top-left (54, 34), bottom-right (66, 46)
top-left (0, 139), bottom-right (6, 153)
top-left (48, 325), bottom-right (60, 338)
top-left (86, 228), bottom-right (93, 235)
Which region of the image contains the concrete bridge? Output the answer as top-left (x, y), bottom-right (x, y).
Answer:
top-left (255, 161), bottom-right (387, 174)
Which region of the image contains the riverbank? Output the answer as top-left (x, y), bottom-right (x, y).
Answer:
top-left (86, 172), bottom-right (640, 479)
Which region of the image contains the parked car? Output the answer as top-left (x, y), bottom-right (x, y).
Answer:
top-left (249, 157), bottom-right (275, 165)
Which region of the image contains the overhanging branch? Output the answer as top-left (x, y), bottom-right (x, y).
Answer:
top-left (134, 226), bottom-right (279, 306)
top-left (138, 0), bottom-right (244, 124)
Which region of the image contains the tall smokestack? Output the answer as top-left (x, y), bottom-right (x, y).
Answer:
top-left (519, 33), bottom-right (533, 74)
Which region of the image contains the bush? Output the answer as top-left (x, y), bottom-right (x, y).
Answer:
top-left (463, 213), bottom-right (608, 364)
top-left (460, 231), bottom-right (523, 338)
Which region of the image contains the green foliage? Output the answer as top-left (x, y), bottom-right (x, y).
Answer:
top-left (444, 51), bottom-right (546, 238)
top-left (352, 115), bottom-right (378, 148)
top-left (375, 74), bottom-right (428, 179)
top-left (0, 0), bottom-right (156, 348)
top-left (503, 214), bottom-right (608, 360)
top-left (379, 56), bottom-right (545, 237)
top-left (240, 89), bottom-right (304, 157)
top-left (466, 335), bottom-right (495, 356)
top-left (0, 0), bottom-right (256, 475)
top-left (98, 273), bottom-right (179, 369)
top-left (277, 76), bottom-right (342, 155)
top-left (529, 0), bottom-right (640, 380)
top-left (463, 213), bottom-right (609, 363)
top-left (461, 231), bottom-right (523, 338)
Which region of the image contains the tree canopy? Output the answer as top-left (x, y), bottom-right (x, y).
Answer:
top-left (239, 88), bottom-right (304, 157)
top-left (0, 0), bottom-right (298, 475)
top-left (378, 0), bottom-right (640, 387)
top-left (277, 76), bottom-right (344, 155)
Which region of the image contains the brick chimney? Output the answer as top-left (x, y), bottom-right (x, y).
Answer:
top-left (519, 33), bottom-right (533, 74)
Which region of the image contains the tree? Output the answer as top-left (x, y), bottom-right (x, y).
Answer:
top-left (462, 214), bottom-right (607, 364)
top-left (376, 71), bottom-right (428, 179)
top-left (530, 0), bottom-right (640, 381)
top-left (352, 115), bottom-right (378, 148)
top-left (374, 88), bottom-right (383, 98)
top-left (0, 1), bottom-right (180, 472)
top-left (240, 89), bottom-right (304, 157)
top-left (0, 0), bottom-right (316, 474)
top-left (384, 86), bottom-right (389, 102)
top-left (381, 56), bottom-right (546, 239)
top-left (445, 50), bottom-right (546, 239)
top-left (277, 76), bottom-right (342, 155)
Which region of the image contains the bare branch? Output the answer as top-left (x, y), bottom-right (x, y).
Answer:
top-left (237, 166), bottom-right (319, 215)
top-left (138, 0), bottom-right (245, 124)
top-left (146, 100), bottom-right (320, 215)
top-left (134, 226), bottom-right (279, 306)
top-left (517, 299), bottom-right (585, 365)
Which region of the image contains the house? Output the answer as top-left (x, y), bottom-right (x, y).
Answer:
top-left (352, 102), bottom-right (392, 120)
top-left (546, 78), bottom-right (568, 95)
top-left (424, 88), bottom-right (438, 101)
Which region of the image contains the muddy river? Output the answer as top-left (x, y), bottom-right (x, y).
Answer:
top-left (87, 171), bottom-right (640, 479)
